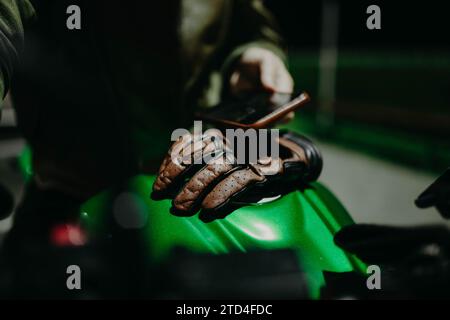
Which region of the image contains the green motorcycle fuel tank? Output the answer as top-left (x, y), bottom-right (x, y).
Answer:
top-left (79, 175), bottom-right (365, 299)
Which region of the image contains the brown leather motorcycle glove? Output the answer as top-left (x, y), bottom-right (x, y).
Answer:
top-left (151, 130), bottom-right (322, 222)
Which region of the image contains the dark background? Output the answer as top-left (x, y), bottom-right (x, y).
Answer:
top-left (266, 0), bottom-right (449, 50)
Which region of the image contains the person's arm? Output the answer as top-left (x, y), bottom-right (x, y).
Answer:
top-left (221, 0), bottom-right (293, 99)
top-left (0, 0), bottom-right (34, 117)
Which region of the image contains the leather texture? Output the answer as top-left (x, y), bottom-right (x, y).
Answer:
top-left (151, 130), bottom-right (322, 221)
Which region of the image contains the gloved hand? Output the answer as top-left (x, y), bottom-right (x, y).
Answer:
top-left (151, 130), bottom-right (322, 222)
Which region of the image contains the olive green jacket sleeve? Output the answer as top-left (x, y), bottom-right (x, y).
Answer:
top-left (0, 0), bottom-right (34, 114)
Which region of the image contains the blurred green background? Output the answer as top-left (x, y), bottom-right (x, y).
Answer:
top-left (286, 50), bottom-right (450, 174)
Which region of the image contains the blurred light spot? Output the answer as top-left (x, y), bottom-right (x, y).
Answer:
top-left (113, 192), bottom-right (148, 229)
top-left (50, 224), bottom-right (87, 247)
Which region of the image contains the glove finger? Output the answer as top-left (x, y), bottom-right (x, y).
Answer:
top-left (152, 134), bottom-right (195, 197)
top-left (171, 161), bottom-right (236, 215)
top-left (199, 167), bottom-right (266, 220)
top-left (152, 131), bottom-right (222, 198)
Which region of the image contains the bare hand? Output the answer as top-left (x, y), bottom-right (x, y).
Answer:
top-left (229, 47), bottom-right (295, 121)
